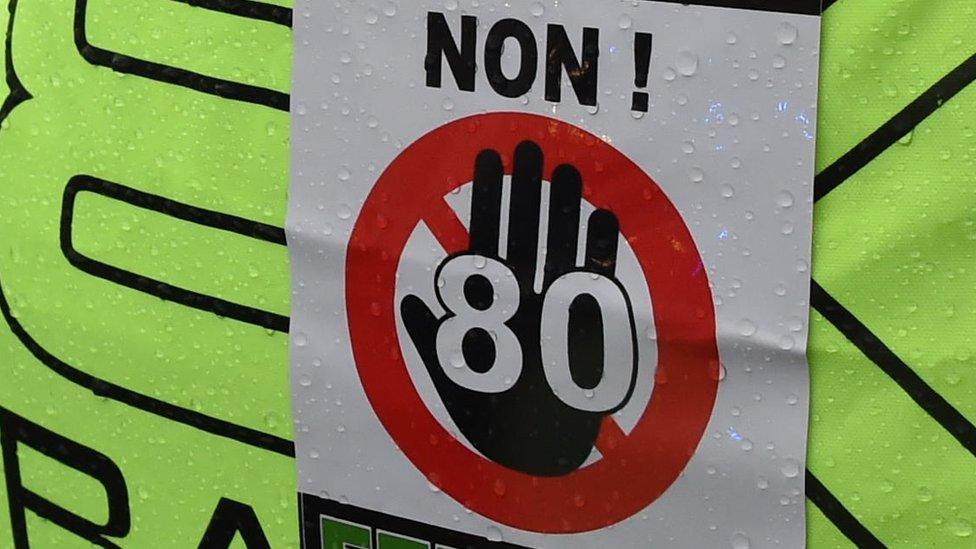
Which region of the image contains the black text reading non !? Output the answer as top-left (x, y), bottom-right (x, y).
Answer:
top-left (425, 12), bottom-right (654, 112)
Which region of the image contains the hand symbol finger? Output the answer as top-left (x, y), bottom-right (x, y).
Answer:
top-left (400, 294), bottom-right (444, 382)
top-left (585, 209), bottom-right (619, 277)
top-left (469, 149), bottom-right (503, 256)
top-left (543, 164), bottom-right (582, 286)
top-left (506, 141), bottom-right (543, 288)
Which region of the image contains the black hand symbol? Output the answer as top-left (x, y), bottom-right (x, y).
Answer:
top-left (401, 141), bottom-right (638, 476)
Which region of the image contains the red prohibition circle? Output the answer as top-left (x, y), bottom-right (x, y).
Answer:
top-left (346, 113), bottom-right (719, 534)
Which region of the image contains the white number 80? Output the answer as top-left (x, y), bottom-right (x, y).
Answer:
top-left (431, 254), bottom-right (636, 413)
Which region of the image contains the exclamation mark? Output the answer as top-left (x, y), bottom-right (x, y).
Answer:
top-left (631, 32), bottom-right (653, 112)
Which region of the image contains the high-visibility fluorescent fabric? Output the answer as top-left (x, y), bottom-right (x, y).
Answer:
top-left (0, 0), bottom-right (972, 546)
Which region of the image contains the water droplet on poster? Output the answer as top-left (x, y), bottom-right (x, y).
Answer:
top-left (731, 532), bottom-right (751, 549)
top-left (776, 190), bottom-right (794, 208)
top-left (781, 459), bottom-right (800, 478)
top-left (675, 50), bottom-right (699, 76)
top-left (738, 319), bottom-right (757, 337)
top-left (486, 525), bottom-right (503, 542)
top-left (777, 22), bottom-right (798, 45)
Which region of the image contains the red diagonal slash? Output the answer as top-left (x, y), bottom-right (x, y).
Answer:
top-left (423, 197), bottom-right (469, 254)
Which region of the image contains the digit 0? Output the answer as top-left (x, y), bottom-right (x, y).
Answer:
top-left (434, 254), bottom-right (522, 392)
top-left (541, 272), bottom-right (636, 413)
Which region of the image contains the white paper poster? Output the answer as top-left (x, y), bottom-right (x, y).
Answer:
top-left (289, 1), bottom-right (821, 546)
